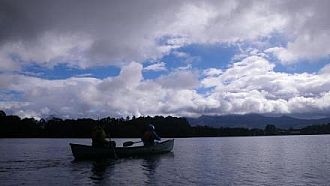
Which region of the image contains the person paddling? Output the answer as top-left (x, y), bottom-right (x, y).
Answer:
top-left (141, 124), bottom-right (161, 146)
top-left (92, 124), bottom-right (116, 148)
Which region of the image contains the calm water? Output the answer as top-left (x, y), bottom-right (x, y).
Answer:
top-left (0, 136), bottom-right (330, 185)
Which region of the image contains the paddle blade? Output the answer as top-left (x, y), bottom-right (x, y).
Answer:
top-left (123, 141), bottom-right (134, 147)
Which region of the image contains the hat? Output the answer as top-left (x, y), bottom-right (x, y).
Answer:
top-left (148, 124), bottom-right (155, 131)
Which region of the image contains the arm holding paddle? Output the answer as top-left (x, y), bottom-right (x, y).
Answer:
top-left (123, 124), bottom-right (161, 147)
top-left (152, 130), bottom-right (161, 141)
top-left (141, 124), bottom-right (161, 146)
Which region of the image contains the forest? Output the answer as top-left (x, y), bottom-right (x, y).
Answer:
top-left (1, 110), bottom-right (330, 138)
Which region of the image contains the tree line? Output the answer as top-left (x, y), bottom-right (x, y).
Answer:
top-left (1, 110), bottom-right (330, 138)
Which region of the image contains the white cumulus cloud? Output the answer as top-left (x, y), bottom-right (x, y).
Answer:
top-left (1, 57), bottom-right (330, 119)
top-left (143, 62), bottom-right (167, 72)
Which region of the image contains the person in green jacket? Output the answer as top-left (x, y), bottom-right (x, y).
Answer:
top-left (92, 124), bottom-right (115, 148)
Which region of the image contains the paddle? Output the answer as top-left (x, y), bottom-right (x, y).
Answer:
top-left (110, 140), bottom-right (118, 159)
top-left (123, 141), bottom-right (142, 147)
top-left (106, 131), bottom-right (117, 159)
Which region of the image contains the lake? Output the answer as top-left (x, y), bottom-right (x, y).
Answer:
top-left (0, 136), bottom-right (330, 185)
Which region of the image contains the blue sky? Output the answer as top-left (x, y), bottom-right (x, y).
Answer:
top-left (19, 43), bottom-right (329, 80)
top-left (22, 63), bottom-right (120, 80)
top-left (0, 0), bottom-right (330, 119)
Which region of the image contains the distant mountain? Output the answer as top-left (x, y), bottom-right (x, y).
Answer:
top-left (186, 114), bottom-right (330, 129)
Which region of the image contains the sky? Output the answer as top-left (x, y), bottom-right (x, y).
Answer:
top-left (0, 0), bottom-right (330, 119)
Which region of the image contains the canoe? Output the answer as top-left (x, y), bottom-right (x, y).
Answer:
top-left (70, 139), bottom-right (174, 159)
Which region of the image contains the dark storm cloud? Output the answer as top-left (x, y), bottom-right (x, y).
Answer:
top-left (0, 0), bottom-right (44, 43)
top-left (1, 0), bottom-right (329, 66)
top-left (0, 0), bottom-right (184, 66)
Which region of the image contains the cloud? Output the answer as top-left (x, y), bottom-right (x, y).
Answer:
top-left (319, 64), bottom-right (330, 75)
top-left (201, 55), bottom-right (330, 115)
top-left (203, 68), bottom-right (223, 77)
top-left (143, 62), bottom-right (167, 72)
top-left (265, 47), bottom-right (296, 64)
top-left (265, 0), bottom-right (330, 64)
top-left (1, 0), bottom-right (321, 70)
top-left (1, 0), bottom-right (328, 71)
top-left (1, 57), bottom-right (330, 119)
top-left (0, 0), bottom-right (183, 69)
top-left (172, 51), bottom-right (190, 58)
top-left (0, 62), bottom-right (200, 118)
top-left (265, 32), bottom-right (330, 64)
top-left (1, 0), bottom-right (330, 119)
top-left (0, 32), bottom-right (93, 70)
top-left (156, 70), bottom-right (199, 90)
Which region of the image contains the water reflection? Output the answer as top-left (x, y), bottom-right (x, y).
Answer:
top-left (141, 153), bottom-right (174, 185)
top-left (142, 156), bottom-right (160, 185)
top-left (89, 159), bottom-right (115, 183)
top-left (71, 159), bottom-right (116, 185)
top-left (70, 153), bottom-right (174, 185)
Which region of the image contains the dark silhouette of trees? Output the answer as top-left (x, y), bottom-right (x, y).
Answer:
top-left (264, 124), bottom-right (277, 135)
top-left (1, 110), bottom-right (330, 138)
top-left (300, 123), bottom-right (330, 134)
top-left (0, 110), bottom-right (6, 117)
